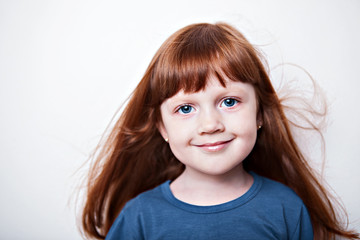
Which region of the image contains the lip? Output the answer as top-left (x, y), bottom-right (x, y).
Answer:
top-left (194, 139), bottom-right (233, 152)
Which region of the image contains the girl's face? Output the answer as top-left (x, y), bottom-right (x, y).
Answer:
top-left (158, 75), bottom-right (259, 178)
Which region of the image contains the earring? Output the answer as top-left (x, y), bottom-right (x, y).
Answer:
top-left (164, 138), bottom-right (169, 142)
top-left (258, 125), bottom-right (262, 129)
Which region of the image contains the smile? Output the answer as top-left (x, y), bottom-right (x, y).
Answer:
top-left (194, 139), bottom-right (233, 152)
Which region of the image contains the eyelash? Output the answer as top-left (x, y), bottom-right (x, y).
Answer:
top-left (175, 97), bottom-right (240, 115)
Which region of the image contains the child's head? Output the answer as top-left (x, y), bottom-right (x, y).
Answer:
top-left (127, 22), bottom-right (284, 177)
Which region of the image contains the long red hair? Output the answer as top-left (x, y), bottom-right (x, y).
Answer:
top-left (81, 22), bottom-right (359, 239)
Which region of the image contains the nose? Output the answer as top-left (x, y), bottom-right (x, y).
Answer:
top-left (197, 108), bottom-right (225, 134)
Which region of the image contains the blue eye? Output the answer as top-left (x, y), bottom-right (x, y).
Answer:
top-left (177, 105), bottom-right (194, 114)
top-left (221, 98), bottom-right (238, 107)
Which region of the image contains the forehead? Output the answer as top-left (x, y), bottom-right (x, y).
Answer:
top-left (164, 75), bottom-right (256, 102)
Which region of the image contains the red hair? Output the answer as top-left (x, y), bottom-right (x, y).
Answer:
top-left (81, 22), bottom-right (359, 239)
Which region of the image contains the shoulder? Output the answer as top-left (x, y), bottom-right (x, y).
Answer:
top-left (118, 181), bottom-right (170, 221)
top-left (128, 181), bottom-right (173, 214)
top-left (251, 173), bottom-right (313, 239)
top-left (105, 182), bottom-right (168, 240)
top-left (253, 173), bottom-right (307, 215)
top-left (254, 173), bottom-right (304, 205)
top-left (126, 182), bottom-right (166, 209)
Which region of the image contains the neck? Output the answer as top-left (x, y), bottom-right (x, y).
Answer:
top-left (170, 164), bottom-right (253, 206)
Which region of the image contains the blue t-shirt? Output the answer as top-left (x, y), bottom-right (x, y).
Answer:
top-left (106, 172), bottom-right (313, 239)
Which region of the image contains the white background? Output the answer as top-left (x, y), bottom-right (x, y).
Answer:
top-left (0, 0), bottom-right (359, 239)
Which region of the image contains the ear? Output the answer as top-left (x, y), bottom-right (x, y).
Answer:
top-left (157, 121), bottom-right (168, 141)
top-left (256, 110), bottom-right (263, 127)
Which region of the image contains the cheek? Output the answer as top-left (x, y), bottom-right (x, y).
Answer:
top-left (167, 138), bottom-right (192, 166)
top-left (227, 111), bottom-right (257, 132)
top-left (165, 121), bottom-right (193, 157)
top-left (165, 120), bottom-right (191, 143)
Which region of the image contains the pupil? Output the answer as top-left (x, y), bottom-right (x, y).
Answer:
top-left (182, 106), bottom-right (191, 113)
top-left (225, 99), bottom-right (234, 106)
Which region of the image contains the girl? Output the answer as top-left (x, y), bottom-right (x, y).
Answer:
top-left (81, 22), bottom-right (359, 239)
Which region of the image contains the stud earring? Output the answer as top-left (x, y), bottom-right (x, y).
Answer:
top-left (164, 138), bottom-right (169, 142)
top-left (258, 125), bottom-right (262, 129)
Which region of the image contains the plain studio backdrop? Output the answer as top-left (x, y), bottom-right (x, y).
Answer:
top-left (1, 0), bottom-right (359, 239)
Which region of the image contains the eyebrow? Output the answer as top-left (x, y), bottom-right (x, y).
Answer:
top-left (165, 86), bottom-right (250, 106)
